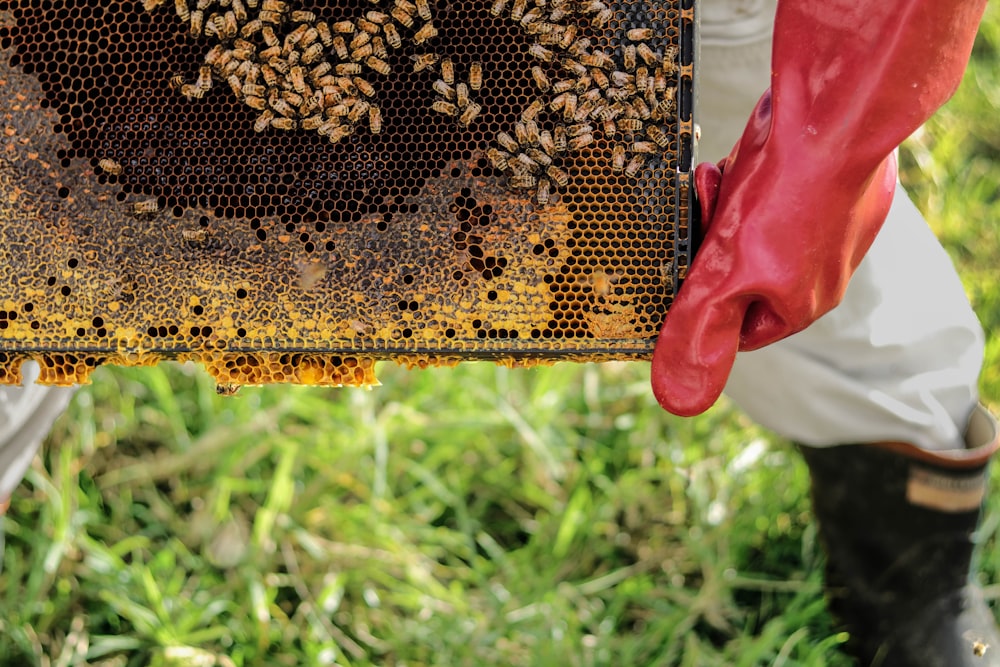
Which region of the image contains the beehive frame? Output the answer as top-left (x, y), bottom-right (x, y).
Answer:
top-left (0, 0), bottom-right (695, 388)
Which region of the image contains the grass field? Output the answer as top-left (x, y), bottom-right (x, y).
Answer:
top-left (2, 6), bottom-right (1000, 666)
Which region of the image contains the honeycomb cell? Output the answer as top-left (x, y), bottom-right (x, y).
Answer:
top-left (0, 0), bottom-right (694, 386)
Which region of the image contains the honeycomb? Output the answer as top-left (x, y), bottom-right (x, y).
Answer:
top-left (0, 0), bottom-right (694, 389)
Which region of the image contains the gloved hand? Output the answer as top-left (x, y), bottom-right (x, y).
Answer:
top-left (651, 0), bottom-right (987, 416)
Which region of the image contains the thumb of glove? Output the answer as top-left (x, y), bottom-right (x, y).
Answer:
top-left (650, 160), bottom-right (743, 416)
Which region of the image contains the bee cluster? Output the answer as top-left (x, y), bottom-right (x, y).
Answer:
top-left (146, 0), bottom-right (678, 208)
top-left (147, 0), bottom-right (451, 145)
top-left (484, 0), bottom-right (678, 205)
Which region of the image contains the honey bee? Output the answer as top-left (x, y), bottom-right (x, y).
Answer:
top-left (332, 36), bottom-right (349, 60)
top-left (413, 21), bottom-right (437, 44)
top-left (603, 117), bottom-right (617, 139)
top-left (352, 76), bottom-right (375, 98)
top-left (328, 124), bottom-right (353, 143)
top-left (538, 130), bottom-right (556, 156)
top-left (520, 6), bottom-right (543, 26)
top-left (227, 74), bottom-right (243, 96)
top-left (510, 0), bottom-right (527, 21)
top-left (143, 0), bottom-right (166, 10)
top-left (508, 173), bottom-right (536, 189)
top-left (189, 9), bottom-right (204, 35)
top-left (527, 43), bottom-right (553, 62)
top-left (523, 119), bottom-right (540, 144)
top-left (581, 50), bottom-right (613, 70)
top-left (232, 0), bottom-right (247, 22)
top-left (469, 62), bottom-right (483, 91)
top-left (440, 58), bottom-right (454, 85)
top-left (489, 0), bottom-right (507, 16)
top-left (368, 105), bottom-right (382, 133)
top-left (271, 117), bottom-right (297, 131)
top-left (562, 92), bottom-right (577, 121)
top-left (384, 23), bottom-right (401, 48)
top-left (347, 99), bottom-right (372, 123)
top-left (551, 78), bottom-right (575, 94)
top-left (652, 93), bottom-right (675, 120)
top-left (350, 30), bottom-right (371, 51)
top-left (432, 79), bottom-right (455, 100)
top-left (301, 114), bottom-right (325, 130)
top-left (302, 42), bottom-right (324, 64)
top-left (174, 0), bottom-right (190, 21)
top-left (253, 109), bottom-right (274, 132)
top-left (623, 44), bottom-right (636, 71)
top-left (261, 0), bottom-right (288, 12)
top-left (496, 131), bottom-right (519, 153)
top-left (646, 124), bottom-right (669, 147)
top-left (336, 62), bottom-right (363, 75)
top-left (637, 43), bottom-right (660, 66)
top-left (546, 164), bottom-right (569, 186)
top-left (98, 157), bottom-right (123, 175)
top-left (287, 66), bottom-right (305, 93)
top-left (316, 20), bottom-right (333, 46)
top-left (132, 198), bottom-right (160, 215)
top-left (411, 52), bottom-right (438, 72)
top-left (525, 147), bottom-right (552, 167)
top-left (515, 151), bottom-right (538, 172)
top-left (662, 45), bottom-right (679, 75)
top-left (558, 24), bottom-right (578, 50)
top-left (431, 99), bottom-right (458, 116)
top-left (963, 631), bottom-right (990, 657)
top-left (415, 0), bottom-right (432, 20)
top-left (535, 177), bottom-right (550, 205)
top-left (530, 66), bottom-right (550, 92)
top-left (486, 147), bottom-right (510, 171)
top-left (592, 7), bottom-right (612, 27)
top-left (632, 140), bottom-right (656, 154)
top-left (568, 132), bottom-right (594, 151)
top-left (627, 27), bottom-right (653, 41)
top-left (358, 18), bottom-right (381, 34)
top-left (181, 229), bottom-right (207, 242)
top-left (632, 97), bottom-right (652, 120)
top-left (653, 67), bottom-right (669, 93)
top-left (309, 62), bottom-right (332, 82)
top-left (660, 258), bottom-right (675, 292)
top-left (180, 83), bottom-right (204, 99)
top-left (611, 143), bottom-right (625, 172)
top-left (259, 9), bottom-right (283, 24)
top-left (521, 98), bottom-right (544, 121)
top-left (590, 67), bottom-right (609, 90)
top-left (619, 117), bottom-right (643, 132)
top-left (333, 20), bottom-right (355, 33)
top-left (458, 102), bottom-right (481, 126)
top-left (624, 153), bottom-right (646, 177)
top-left (391, 5), bottom-right (415, 27)
top-left (215, 383), bottom-right (241, 397)
top-left (455, 82), bottom-right (469, 109)
top-left (351, 43), bottom-right (374, 60)
top-left (553, 124), bottom-right (567, 152)
top-left (259, 45), bottom-right (282, 61)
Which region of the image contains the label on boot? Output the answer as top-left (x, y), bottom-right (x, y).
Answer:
top-left (906, 465), bottom-right (986, 513)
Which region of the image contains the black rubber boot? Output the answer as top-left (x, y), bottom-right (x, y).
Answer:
top-left (799, 404), bottom-right (1000, 666)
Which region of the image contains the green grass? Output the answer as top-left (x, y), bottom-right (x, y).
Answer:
top-left (2, 7), bottom-right (1000, 666)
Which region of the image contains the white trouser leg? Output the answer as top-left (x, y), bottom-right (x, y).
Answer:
top-left (0, 363), bottom-right (76, 500)
top-left (696, 1), bottom-right (984, 450)
top-left (723, 186), bottom-right (983, 450)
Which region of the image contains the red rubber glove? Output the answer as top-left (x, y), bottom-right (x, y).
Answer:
top-left (651, 0), bottom-right (987, 416)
